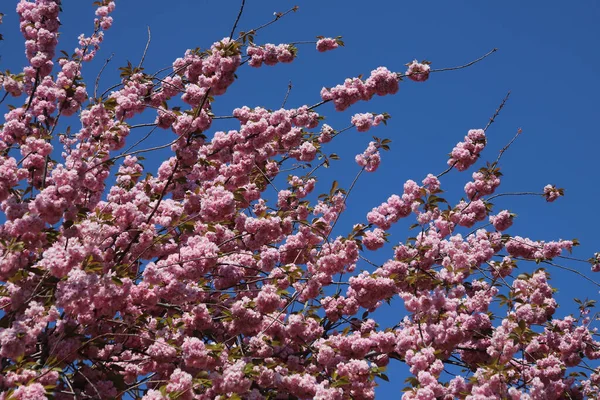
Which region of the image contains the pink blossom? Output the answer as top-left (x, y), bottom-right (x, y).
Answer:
top-left (316, 37), bottom-right (340, 52)
top-left (448, 129), bottom-right (486, 171)
top-left (11, 383), bottom-right (48, 400)
top-left (321, 67), bottom-right (399, 111)
top-left (405, 60), bottom-right (431, 82)
top-left (297, 141), bottom-right (317, 161)
top-left (247, 43), bottom-right (297, 67)
top-left (591, 253), bottom-right (600, 272)
top-left (489, 210), bottom-right (513, 231)
top-left (319, 123), bottom-right (335, 143)
top-left (351, 113), bottom-right (384, 132)
top-left (165, 369), bottom-right (193, 400)
top-left (543, 184), bottom-right (563, 202)
top-left (422, 173), bottom-right (441, 193)
top-left (367, 180), bottom-right (422, 230)
top-left (464, 168), bottom-right (501, 200)
top-left (451, 199), bottom-right (487, 228)
top-left (2, 75), bottom-right (24, 97)
top-left (363, 228), bottom-right (386, 250)
top-left (355, 141), bottom-right (381, 172)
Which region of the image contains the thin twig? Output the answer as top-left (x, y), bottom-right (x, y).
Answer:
top-left (100, 81), bottom-right (124, 99)
top-left (94, 53), bottom-right (114, 99)
top-left (121, 125), bottom-right (158, 155)
top-left (307, 99), bottom-right (329, 111)
top-left (151, 63), bottom-right (175, 80)
top-left (236, 6), bottom-right (299, 44)
top-left (75, 368), bottom-right (102, 399)
top-left (436, 161), bottom-right (456, 179)
top-left (129, 122), bottom-right (158, 129)
top-left (62, 373), bottom-right (79, 400)
top-left (138, 26), bottom-right (152, 69)
top-left (492, 127), bottom-right (521, 167)
top-left (486, 191), bottom-right (541, 201)
top-left (426, 48), bottom-right (497, 75)
top-left (114, 373), bottom-right (157, 399)
top-left (229, 0), bottom-right (246, 40)
top-left (281, 80), bottom-right (293, 108)
top-left (288, 40), bottom-right (318, 45)
top-left (254, 162), bottom-right (278, 192)
top-left (541, 260), bottom-right (600, 288)
top-left (484, 90), bottom-right (510, 132)
top-left (41, 156), bottom-right (50, 189)
top-left (25, 70), bottom-right (40, 112)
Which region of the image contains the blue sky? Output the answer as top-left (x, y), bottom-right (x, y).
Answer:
top-left (1, 1), bottom-right (599, 397)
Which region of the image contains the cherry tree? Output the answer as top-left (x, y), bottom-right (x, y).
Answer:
top-left (0, 1), bottom-right (599, 399)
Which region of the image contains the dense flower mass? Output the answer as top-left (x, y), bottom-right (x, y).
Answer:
top-left (0, 3), bottom-right (598, 400)
top-left (247, 43), bottom-right (297, 67)
top-left (321, 67), bottom-right (400, 111)
top-left (16, 0), bottom-right (61, 77)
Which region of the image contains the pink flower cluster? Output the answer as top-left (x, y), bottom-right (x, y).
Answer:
top-left (94, 1), bottom-right (115, 30)
top-left (318, 123), bottom-right (335, 143)
top-left (1, 74), bottom-right (24, 97)
top-left (75, 2), bottom-right (116, 62)
top-left (351, 113), bottom-right (384, 132)
top-left (109, 73), bottom-right (153, 120)
top-left (172, 38), bottom-right (242, 96)
top-left (367, 180), bottom-right (422, 230)
top-left (543, 184), bottom-right (563, 202)
top-left (451, 199), bottom-right (488, 228)
top-left (55, 59), bottom-right (88, 116)
top-left (505, 236), bottom-right (573, 260)
top-left (355, 141), bottom-right (381, 172)
top-left (0, 301), bottom-right (58, 359)
top-left (321, 67), bottom-right (399, 111)
top-left (405, 60), bottom-right (431, 82)
top-left (363, 228), bottom-right (386, 250)
top-left (511, 270), bottom-right (557, 324)
top-left (316, 37), bottom-right (340, 52)
top-left (592, 253), bottom-right (600, 272)
top-left (489, 209), bottom-right (513, 231)
top-left (17, 0), bottom-right (61, 77)
top-left (448, 128), bottom-right (487, 171)
top-left (247, 43), bottom-right (297, 67)
top-left (0, 157), bottom-right (27, 202)
top-left (464, 167), bottom-right (501, 200)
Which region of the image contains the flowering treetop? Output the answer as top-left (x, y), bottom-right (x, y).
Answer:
top-left (0, 2), bottom-right (599, 400)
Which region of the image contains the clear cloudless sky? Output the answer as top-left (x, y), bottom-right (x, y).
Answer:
top-left (1, 1), bottom-right (599, 397)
